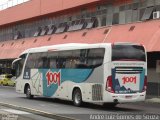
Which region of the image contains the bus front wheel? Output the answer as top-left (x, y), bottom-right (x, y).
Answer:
top-left (73, 88), bottom-right (82, 107)
top-left (25, 85), bottom-right (33, 99)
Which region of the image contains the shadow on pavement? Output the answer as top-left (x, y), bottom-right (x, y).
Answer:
top-left (19, 96), bottom-right (143, 112)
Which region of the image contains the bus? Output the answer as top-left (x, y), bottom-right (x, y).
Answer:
top-left (12, 43), bottom-right (147, 107)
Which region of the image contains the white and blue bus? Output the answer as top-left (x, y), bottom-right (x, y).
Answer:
top-left (12, 43), bottom-right (147, 106)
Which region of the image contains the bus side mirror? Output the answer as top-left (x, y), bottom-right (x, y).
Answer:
top-left (12, 62), bottom-right (15, 69)
top-left (12, 58), bottom-right (22, 69)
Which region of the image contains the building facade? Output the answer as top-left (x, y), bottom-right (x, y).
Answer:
top-left (0, 0), bottom-right (160, 96)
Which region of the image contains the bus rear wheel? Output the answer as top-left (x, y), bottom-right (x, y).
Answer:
top-left (73, 89), bottom-right (82, 107)
top-left (26, 85), bottom-right (33, 99)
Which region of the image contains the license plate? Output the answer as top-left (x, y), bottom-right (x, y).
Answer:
top-left (125, 95), bottom-right (132, 99)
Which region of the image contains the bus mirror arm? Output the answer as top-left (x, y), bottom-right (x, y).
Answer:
top-left (12, 58), bottom-right (22, 69)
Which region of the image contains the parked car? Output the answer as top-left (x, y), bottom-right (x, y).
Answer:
top-left (0, 74), bottom-right (15, 86)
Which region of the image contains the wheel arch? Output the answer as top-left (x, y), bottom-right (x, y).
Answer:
top-left (24, 83), bottom-right (30, 94)
top-left (72, 86), bottom-right (82, 100)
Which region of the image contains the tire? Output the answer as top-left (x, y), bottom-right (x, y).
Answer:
top-left (26, 85), bottom-right (33, 99)
top-left (73, 89), bottom-right (82, 107)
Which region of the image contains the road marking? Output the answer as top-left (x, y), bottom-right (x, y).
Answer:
top-left (1, 109), bottom-right (30, 114)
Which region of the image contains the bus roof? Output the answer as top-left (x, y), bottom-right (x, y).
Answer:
top-left (19, 42), bottom-right (143, 57)
top-left (20, 43), bottom-right (111, 56)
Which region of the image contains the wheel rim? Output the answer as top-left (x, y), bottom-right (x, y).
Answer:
top-left (75, 92), bottom-right (81, 104)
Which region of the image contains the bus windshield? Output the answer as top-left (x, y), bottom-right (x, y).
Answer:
top-left (112, 45), bottom-right (146, 61)
top-left (12, 54), bottom-right (26, 78)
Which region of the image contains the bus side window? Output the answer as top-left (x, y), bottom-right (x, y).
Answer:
top-left (35, 52), bottom-right (48, 69)
top-left (65, 58), bottom-right (72, 68)
top-left (37, 56), bottom-right (43, 69)
top-left (38, 60), bottom-right (43, 68)
top-left (57, 50), bottom-right (72, 68)
top-left (72, 50), bottom-right (80, 68)
top-left (80, 49), bottom-right (88, 64)
top-left (47, 51), bottom-right (58, 69)
top-left (25, 53), bottom-right (37, 69)
top-left (57, 58), bottom-right (66, 68)
top-left (49, 58), bottom-right (56, 68)
top-left (43, 57), bottom-right (49, 68)
top-left (87, 48), bottom-right (105, 68)
top-left (75, 49), bottom-right (88, 68)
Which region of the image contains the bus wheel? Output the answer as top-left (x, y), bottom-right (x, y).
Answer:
top-left (26, 86), bottom-right (33, 99)
top-left (73, 89), bottom-right (82, 107)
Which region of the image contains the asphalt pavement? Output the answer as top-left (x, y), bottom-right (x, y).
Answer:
top-left (0, 86), bottom-right (160, 120)
top-left (146, 97), bottom-right (160, 103)
top-left (0, 106), bottom-right (55, 120)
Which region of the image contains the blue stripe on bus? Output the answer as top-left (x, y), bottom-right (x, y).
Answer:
top-left (39, 69), bottom-right (93, 97)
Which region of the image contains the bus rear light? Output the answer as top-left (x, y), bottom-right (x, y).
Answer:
top-left (106, 76), bottom-right (114, 93)
top-left (142, 76), bottom-right (147, 92)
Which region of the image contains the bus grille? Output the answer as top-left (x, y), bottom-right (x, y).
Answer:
top-left (92, 84), bottom-right (103, 101)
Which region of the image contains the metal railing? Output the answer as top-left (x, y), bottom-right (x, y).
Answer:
top-left (0, 0), bottom-right (30, 11)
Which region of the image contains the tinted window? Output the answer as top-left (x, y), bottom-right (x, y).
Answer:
top-left (119, 11), bottom-right (125, 24)
top-left (101, 17), bottom-right (106, 26)
top-left (125, 10), bottom-right (132, 23)
top-left (87, 48), bottom-right (105, 68)
top-left (36, 52), bottom-right (48, 68)
top-left (25, 52), bottom-right (48, 69)
top-left (112, 45), bottom-right (146, 61)
top-left (132, 9), bottom-right (139, 22)
top-left (139, 8), bottom-right (145, 20)
top-left (57, 50), bottom-right (73, 68)
top-left (112, 13), bottom-right (119, 24)
top-left (47, 51), bottom-right (58, 69)
top-left (75, 48), bottom-right (105, 68)
top-left (141, 7), bottom-right (154, 21)
top-left (25, 48), bottom-right (105, 69)
top-left (25, 53), bottom-right (37, 69)
top-left (70, 50), bottom-right (80, 68)
top-left (15, 54), bottom-right (26, 78)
